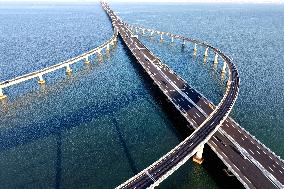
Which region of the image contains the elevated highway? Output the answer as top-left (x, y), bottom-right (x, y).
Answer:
top-left (0, 2), bottom-right (283, 189)
top-left (102, 2), bottom-right (240, 188)
top-left (127, 24), bottom-right (284, 188)
top-left (102, 2), bottom-right (284, 189)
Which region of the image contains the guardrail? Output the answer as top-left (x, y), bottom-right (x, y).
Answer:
top-left (101, 3), bottom-right (240, 188)
top-left (126, 24), bottom-right (284, 189)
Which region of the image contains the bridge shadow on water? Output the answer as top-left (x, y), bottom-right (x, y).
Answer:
top-left (110, 114), bottom-right (139, 175)
top-left (119, 35), bottom-right (244, 189)
top-left (0, 44), bottom-right (146, 188)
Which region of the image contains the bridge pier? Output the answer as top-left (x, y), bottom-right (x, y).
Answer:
top-left (150, 30), bottom-right (154, 36)
top-left (183, 39), bottom-right (186, 46)
top-left (84, 56), bottom-right (90, 64)
top-left (227, 80), bottom-right (231, 87)
top-left (38, 74), bottom-right (45, 84)
top-left (214, 53), bottom-right (219, 65)
top-left (193, 43), bottom-right (197, 56)
top-left (221, 61), bottom-right (227, 75)
top-left (171, 36), bottom-right (174, 43)
top-left (142, 29), bottom-right (145, 35)
top-left (106, 44), bottom-right (110, 52)
top-left (193, 144), bottom-right (204, 164)
top-left (0, 88), bottom-right (7, 100)
top-left (66, 64), bottom-right (72, 74)
top-left (97, 49), bottom-right (102, 56)
top-left (204, 47), bottom-right (209, 58)
top-left (160, 33), bottom-right (163, 41)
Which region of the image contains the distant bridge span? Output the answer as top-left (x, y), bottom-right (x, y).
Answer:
top-left (0, 26), bottom-right (118, 99)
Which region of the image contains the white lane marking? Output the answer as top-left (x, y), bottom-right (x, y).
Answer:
top-left (231, 123), bottom-right (236, 129)
top-left (145, 171), bottom-right (156, 182)
top-left (268, 166), bottom-right (274, 172)
top-left (249, 149), bottom-right (254, 155)
top-left (221, 151), bottom-right (228, 158)
top-left (243, 176), bottom-right (252, 184)
top-left (233, 164), bottom-right (240, 172)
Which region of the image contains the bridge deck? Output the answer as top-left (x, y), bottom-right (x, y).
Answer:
top-left (130, 26), bottom-right (284, 188)
top-left (102, 2), bottom-right (284, 189)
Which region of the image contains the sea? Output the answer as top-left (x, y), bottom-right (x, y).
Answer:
top-left (0, 2), bottom-right (283, 189)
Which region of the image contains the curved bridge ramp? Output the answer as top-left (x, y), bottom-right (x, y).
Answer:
top-left (126, 24), bottom-right (284, 189)
top-left (102, 2), bottom-right (284, 189)
top-left (102, 2), bottom-right (242, 189)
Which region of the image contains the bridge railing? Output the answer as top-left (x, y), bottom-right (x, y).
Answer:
top-left (108, 14), bottom-right (240, 189)
top-left (0, 26), bottom-right (119, 99)
top-left (124, 23), bottom-right (238, 82)
top-left (128, 24), bottom-right (284, 188)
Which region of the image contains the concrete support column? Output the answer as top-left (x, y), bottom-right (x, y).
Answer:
top-left (193, 43), bottom-right (197, 56)
top-left (150, 30), bottom-right (154, 36)
top-left (193, 144), bottom-right (204, 164)
top-left (227, 80), bottom-right (231, 87)
top-left (97, 49), bottom-right (102, 56)
top-left (114, 37), bottom-right (118, 43)
top-left (142, 29), bottom-right (145, 35)
top-left (183, 40), bottom-right (186, 45)
top-left (66, 64), bottom-right (72, 74)
top-left (0, 88), bottom-right (7, 100)
top-left (204, 47), bottom-right (209, 57)
top-left (106, 44), bottom-right (110, 51)
top-left (214, 53), bottom-right (219, 65)
top-left (135, 27), bottom-right (138, 33)
top-left (85, 56), bottom-right (90, 64)
top-left (160, 33), bottom-right (163, 41)
top-left (221, 61), bottom-right (227, 74)
top-left (171, 36), bottom-right (174, 43)
top-left (38, 74), bottom-right (45, 84)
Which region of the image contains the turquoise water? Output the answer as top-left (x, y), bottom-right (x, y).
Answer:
top-left (0, 2), bottom-right (283, 189)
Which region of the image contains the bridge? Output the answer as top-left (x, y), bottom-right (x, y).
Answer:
top-left (0, 26), bottom-right (118, 99)
top-left (0, 2), bottom-right (283, 189)
top-left (101, 2), bottom-right (284, 189)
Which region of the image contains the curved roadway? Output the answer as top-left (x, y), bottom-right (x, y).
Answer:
top-left (102, 2), bottom-right (240, 189)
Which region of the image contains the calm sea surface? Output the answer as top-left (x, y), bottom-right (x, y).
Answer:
top-left (0, 2), bottom-right (283, 189)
